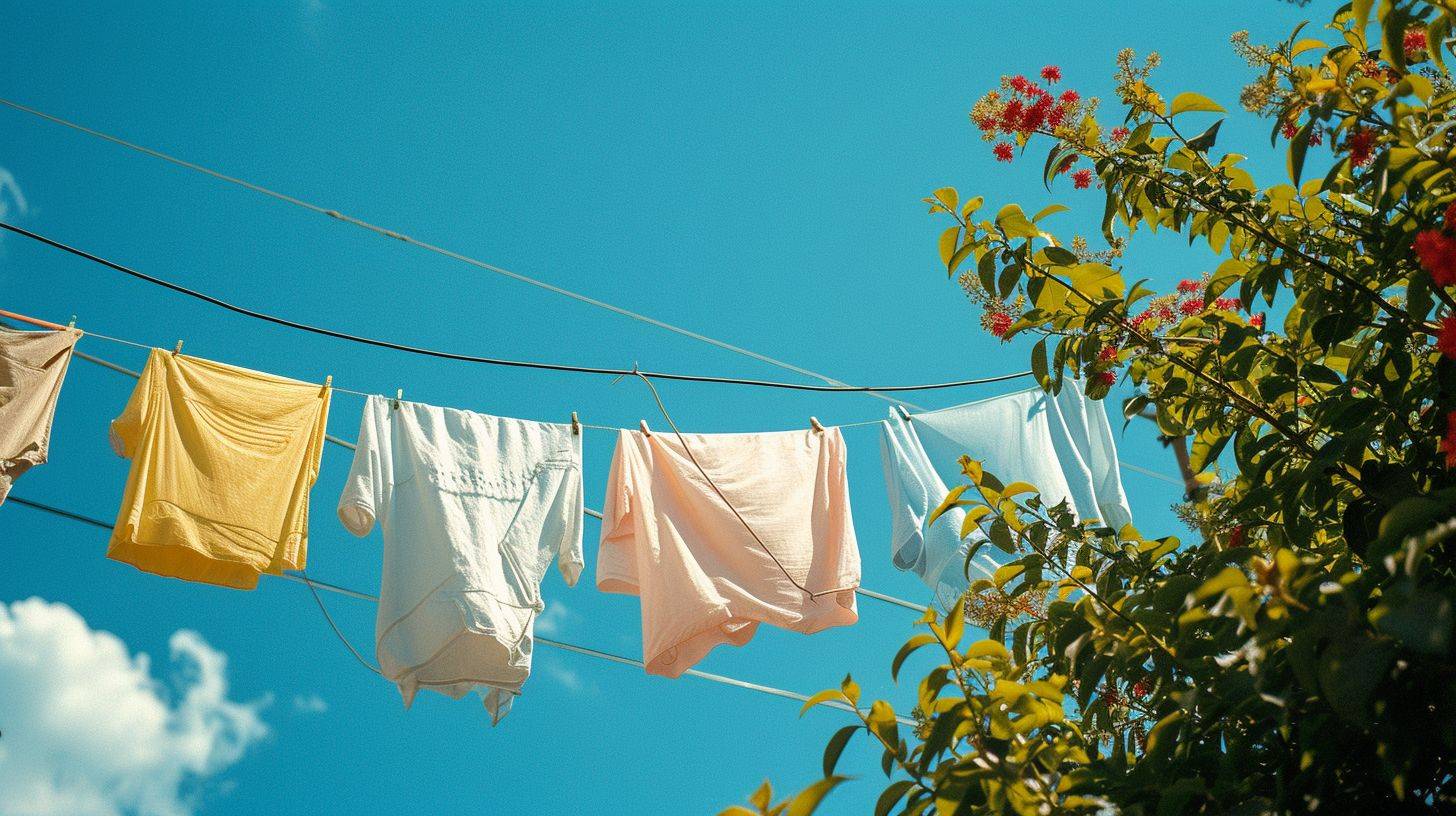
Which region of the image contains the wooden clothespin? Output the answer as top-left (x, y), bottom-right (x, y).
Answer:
top-left (639, 419), bottom-right (652, 437)
top-left (570, 411), bottom-right (581, 436)
top-left (896, 405), bottom-right (912, 422)
top-left (67, 315), bottom-right (77, 330)
top-left (392, 389), bottom-right (403, 410)
top-left (809, 416), bottom-right (825, 434)
top-left (323, 375), bottom-right (333, 394)
top-left (172, 340), bottom-right (184, 356)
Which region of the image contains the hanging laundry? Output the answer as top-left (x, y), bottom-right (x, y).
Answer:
top-left (880, 383), bottom-right (1132, 609)
top-left (107, 349), bottom-right (331, 589)
top-left (597, 426), bottom-right (860, 677)
top-left (337, 396), bottom-right (583, 724)
top-left (0, 326), bottom-right (79, 505)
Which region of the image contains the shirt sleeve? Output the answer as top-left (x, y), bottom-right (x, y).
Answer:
top-left (594, 430), bottom-right (639, 594)
top-left (337, 395), bottom-right (389, 537)
top-left (879, 418), bottom-right (930, 577)
top-left (554, 431), bottom-right (586, 587)
top-left (109, 349), bottom-right (161, 459)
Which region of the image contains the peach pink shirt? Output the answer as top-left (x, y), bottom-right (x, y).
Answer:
top-left (597, 426), bottom-right (860, 677)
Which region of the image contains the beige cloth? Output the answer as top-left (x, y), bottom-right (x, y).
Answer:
top-left (597, 427), bottom-right (860, 677)
top-left (0, 327), bottom-right (79, 504)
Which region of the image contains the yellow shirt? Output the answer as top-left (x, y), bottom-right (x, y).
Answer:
top-left (108, 349), bottom-right (332, 589)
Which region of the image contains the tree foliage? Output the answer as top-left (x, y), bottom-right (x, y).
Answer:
top-left (723, 2), bottom-right (1456, 812)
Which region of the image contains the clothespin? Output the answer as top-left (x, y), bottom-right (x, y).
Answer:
top-left (324, 375), bottom-right (333, 393)
top-left (172, 340), bottom-right (184, 356)
top-left (67, 315), bottom-right (76, 329)
top-left (809, 416), bottom-right (825, 434)
top-left (393, 389), bottom-right (403, 410)
top-left (570, 411), bottom-right (581, 436)
top-left (639, 419), bottom-right (652, 437)
top-left (896, 405), bottom-right (912, 422)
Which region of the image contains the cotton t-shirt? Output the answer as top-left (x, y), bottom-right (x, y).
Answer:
top-left (597, 427), bottom-right (860, 677)
top-left (880, 383), bottom-right (1132, 609)
top-left (108, 349), bottom-right (332, 589)
top-left (338, 395), bottom-right (583, 724)
top-left (0, 327), bottom-right (79, 504)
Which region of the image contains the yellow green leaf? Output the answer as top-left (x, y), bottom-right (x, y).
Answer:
top-left (1170, 91), bottom-right (1224, 115)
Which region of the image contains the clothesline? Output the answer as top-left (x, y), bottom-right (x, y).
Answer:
top-left (7, 495), bottom-right (912, 726)
top-left (0, 95), bottom-right (914, 408)
top-left (3, 319), bottom-right (940, 610)
top-left (0, 220), bottom-right (1032, 396)
top-left (0, 313), bottom-right (1184, 488)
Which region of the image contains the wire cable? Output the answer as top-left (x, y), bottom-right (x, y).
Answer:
top-left (1, 219), bottom-right (1030, 394)
top-left (8, 494), bottom-right (910, 725)
top-left (0, 94), bottom-right (931, 407)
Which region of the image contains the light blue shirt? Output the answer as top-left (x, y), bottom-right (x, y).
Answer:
top-left (879, 383), bottom-right (1132, 609)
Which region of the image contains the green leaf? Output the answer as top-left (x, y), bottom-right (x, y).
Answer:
top-left (1032, 203), bottom-right (1069, 223)
top-left (1287, 119), bottom-right (1313, 185)
top-left (927, 484), bottom-right (971, 527)
top-left (822, 725), bottom-right (859, 777)
top-left (750, 780), bottom-right (774, 810)
top-left (995, 204), bottom-right (1041, 240)
top-left (931, 187), bottom-right (958, 213)
top-left (840, 674), bottom-right (861, 706)
top-left (1043, 245), bottom-right (1078, 266)
top-left (798, 688), bottom-right (848, 717)
top-left (1170, 92), bottom-right (1225, 116)
top-left (892, 634), bottom-right (938, 681)
top-left (874, 780), bottom-right (916, 816)
top-left (866, 700), bottom-right (900, 747)
top-left (719, 807), bottom-right (760, 816)
top-left (1068, 263), bottom-right (1125, 298)
top-left (785, 776), bottom-right (848, 816)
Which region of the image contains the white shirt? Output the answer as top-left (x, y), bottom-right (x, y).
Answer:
top-left (338, 395), bottom-right (583, 723)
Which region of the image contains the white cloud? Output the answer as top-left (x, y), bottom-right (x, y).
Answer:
top-left (543, 661), bottom-right (586, 693)
top-left (0, 167), bottom-right (26, 223)
top-left (290, 694), bottom-right (328, 715)
top-left (0, 597), bottom-right (269, 816)
top-left (535, 602), bottom-right (573, 636)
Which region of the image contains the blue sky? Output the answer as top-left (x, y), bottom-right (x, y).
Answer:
top-left (0, 2), bottom-right (1314, 813)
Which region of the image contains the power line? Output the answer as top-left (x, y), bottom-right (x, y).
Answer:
top-left (0, 220), bottom-right (1031, 395)
top-left (0, 95), bottom-right (921, 406)
top-left (7, 494), bottom-right (911, 725)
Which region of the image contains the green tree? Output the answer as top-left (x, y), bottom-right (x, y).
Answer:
top-left (723, 2), bottom-right (1456, 813)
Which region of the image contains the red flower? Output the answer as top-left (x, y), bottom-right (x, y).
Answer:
top-left (1179, 298), bottom-right (1205, 315)
top-left (1309, 129), bottom-right (1323, 147)
top-left (1347, 128), bottom-right (1376, 167)
top-left (1130, 678), bottom-right (1152, 698)
top-left (1059, 90), bottom-right (1079, 105)
top-left (1110, 126), bottom-right (1130, 143)
top-left (1415, 229), bottom-right (1456, 286)
top-left (1214, 297), bottom-right (1241, 311)
top-left (1008, 74), bottom-right (1035, 95)
top-left (1098, 346), bottom-right (1119, 362)
top-left (1176, 278), bottom-right (1201, 293)
top-left (1047, 105), bottom-right (1067, 128)
top-left (993, 142), bottom-right (1015, 162)
top-left (1280, 121), bottom-right (1298, 140)
top-left (1096, 371), bottom-right (1117, 386)
top-left (987, 311), bottom-right (1013, 337)
top-left (1438, 316), bottom-right (1456, 359)
top-left (1250, 313), bottom-right (1265, 330)
top-left (1442, 412), bottom-right (1456, 468)
top-left (1444, 200), bottom-right (1456, 227)
top-left (1056, 155), bottom-right (1077, 175)
top-left (1040, 65), bottom-right (1062, 84)
top-left (1229, 525), bottom-right (1246, 548)
top-left (1405, 29), bottom-right (1428, 58)
top-left (1071, 169), bottom-right (1093, 189)
top-left (1130, 310), bottom-right (1152, 330)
